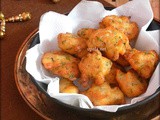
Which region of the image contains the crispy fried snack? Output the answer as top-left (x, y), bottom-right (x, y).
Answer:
top-left (87, 27), bottom-right (131, 61)
top-left (42, 51), bottom-right (80, 81)
top-left (78, 50), bottom-right (112, 87)
top-left (124, 49), bottom-right (159, 79)
top-left (82, 82), bottom-right (125, 106)
top-left (99, 15), bottom-right (139, 41)
top-left (60, 78), bottom-right (79, 93)
top-left (77, 28), bottom-right (96, 40)
top-left (58, 32), bottom-right (88, 58)
top-left (105, 63), bottom-right (124, 86)
top-left (116, 55), bottom-right (130, 67)
top-left (116, 69), bottom-right (148, 97)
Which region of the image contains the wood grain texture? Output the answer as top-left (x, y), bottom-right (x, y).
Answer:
top-left (150, 0), bottom-right (160, 22)
top-left (103, 0), bottom-right (129, 6)
top-left (104, 0), bottom-right (160, 22)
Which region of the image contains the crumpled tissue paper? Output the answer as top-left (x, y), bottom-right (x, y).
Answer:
top-left (26, 0), bottom-right (160, 112)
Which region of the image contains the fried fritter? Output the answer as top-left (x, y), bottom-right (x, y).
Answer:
top-left (58, 33), bottom-right (88, 58)
top-left (87, 27), bottom-right (131, 61)
top-left (78, 50), bottom-right (112, 87)
top-left (82, 82), bottom-right (125, 106)
top-left (124, 49), bottom-right (159, 79)
top-left (105, 63), bottom-right (124, 86)
top-left (116, 55), bottom-right (130, 67)
top-left (99, 15), bottom-right (139, 41)
top-left (116, 69), bottom-right (148, 97)
top-left (77, 28), bottom-right (96, 40)
top-left (42, 51), bottom-right (80, 81)
top-left (60, 78), bottom-right (79, 93)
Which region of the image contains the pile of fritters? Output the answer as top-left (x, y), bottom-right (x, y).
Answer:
top-left (41, 15), bottom-right (159, 106)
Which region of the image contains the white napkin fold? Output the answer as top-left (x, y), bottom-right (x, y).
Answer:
top-left (25, 0), bottom-right (160, 112)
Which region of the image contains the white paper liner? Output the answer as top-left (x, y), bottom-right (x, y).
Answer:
top-left (25, 0), bottom-right (160, 112)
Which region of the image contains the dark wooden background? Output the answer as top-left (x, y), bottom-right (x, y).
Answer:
top-left (1, 0), bottom-right (114, 120)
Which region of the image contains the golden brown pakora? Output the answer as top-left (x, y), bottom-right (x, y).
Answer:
top-left (116, 55), bottom-right (130, 67)
top-left (87, 27), bottom-right (131, 61)
top-left (77, 28), bottom-right (96, 40)
top-left (58, 32), bottom-right (88, 58)
top-left (99, 15), bottom-right (139, 41)
top-left (60, 78), bottom-right (79, 93)
top-left (82, 82), bottom-right (125, 106)
top-left (105, 63), bottom-right (124, 86)
top-left (124, 49), bottom-right (159, 79)
top-left (42, 51), bottom-right (80, 81)
top-left (116, 69), bottom-right (148, 97)
top-left (78, 50), bottom-right (112, 87)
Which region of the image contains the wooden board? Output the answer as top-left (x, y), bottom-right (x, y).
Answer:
top-left (103, 0), bottom-right (129, 6)
top-left (150, 0), bottom-right (160, 22)
top-left (104, 0), bottom-right (160, 22)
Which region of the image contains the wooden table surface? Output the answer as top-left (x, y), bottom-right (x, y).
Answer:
top-left (104, 0), bottom-right (160, 22)
top-left (1, 0), bottom-right (159, 120)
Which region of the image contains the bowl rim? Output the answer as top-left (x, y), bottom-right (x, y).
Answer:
top-left (14, 28), bottom-right (52, 120)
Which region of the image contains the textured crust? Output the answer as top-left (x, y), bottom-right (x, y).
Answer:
top-left (42, 51), bottom-right (80, 81)
top-left (116, 69), bottom-right (148, 97)
top-left (116, 55), bottom-right (130, 67)
top-left (124, 49), bottom-right (159, 79)
top-left (87, 27), bottom-right (131, 61)
top-left (82, 82), bottom-right (125, 106)
top-left (58, 33), bottom-right (88, 58)
top-left (99, 15), bottom-right (139, 41)
top-left (105, 63), bottom-right (124, 86)
top-left (78, 50), bottom-right (112, 86)
top-left (77, 28), bottom-right (96, 40)
top-left (60, 78), bottom-right (79, 93)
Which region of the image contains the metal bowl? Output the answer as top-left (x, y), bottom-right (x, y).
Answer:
top-left (14, 13), bottom-right (160, 120)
